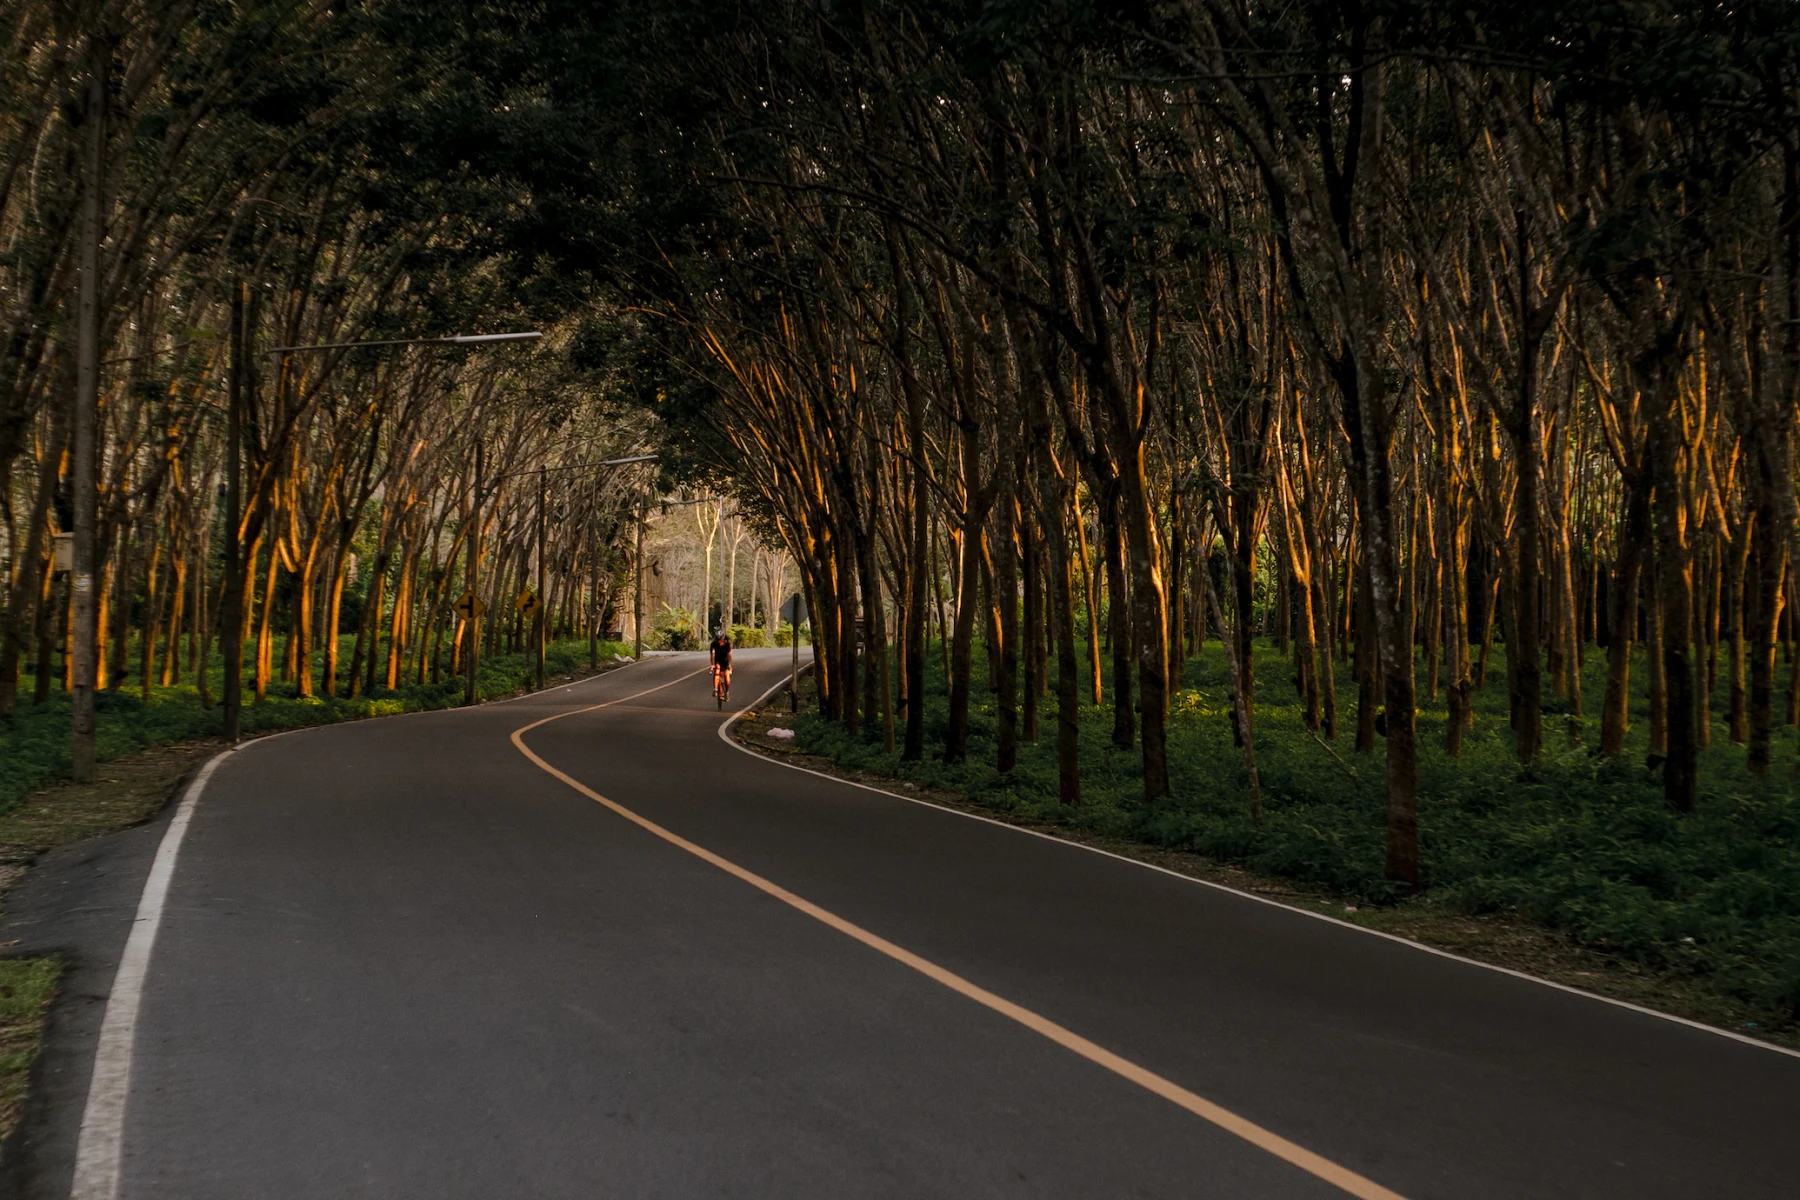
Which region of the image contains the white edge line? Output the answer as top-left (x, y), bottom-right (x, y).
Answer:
top-left (716, 671), bottom-right (1800, 1063)
top-left (68, 733), bottom-right (267, 1200)
top-left (65, 654), bottom-right (678, 1196)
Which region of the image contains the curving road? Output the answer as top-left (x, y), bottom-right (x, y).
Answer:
top-left (4, 648), bottom-right (1798, 1199)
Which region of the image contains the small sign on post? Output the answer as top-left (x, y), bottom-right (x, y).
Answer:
top-left (52, 532), bottom-right (74, 575)
top-left (514, 589), bottom-right (540, 616)
top-left (453, 590), bottom-right (484, 621)
top-left (780, 593), bottom-right (807, 712)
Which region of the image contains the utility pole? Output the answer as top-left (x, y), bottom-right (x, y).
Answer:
top-left (634, 489), bottom-right (646, 660)
top-left (70, 36), bottom-right (107, 781)
top-left (709, 503), bottom-right (723, 633)
top-left (466, 438), bottom-right (482, 705)
top-left (221, 281), bottom-right (245, 742)
top-left (587, 512), bottom-right (600, 669)
top-left (536, 472), bottom-right (547, 690)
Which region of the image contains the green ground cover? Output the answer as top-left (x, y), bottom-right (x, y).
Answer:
top-left (0, 957), bottom-right (58, 1134)
top-left (793, 641), bottom-right (1800, 1015)
top-left (0, 637), bottom-right (628, 816)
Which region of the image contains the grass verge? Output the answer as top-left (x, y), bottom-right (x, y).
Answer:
top-left (0, 959), bottom-right (58, 1140)
top-left (729, 660), bottom-right (1800, 1052)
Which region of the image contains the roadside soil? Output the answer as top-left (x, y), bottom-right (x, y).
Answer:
top-left (728, 692), bottom-right (1800, 1053)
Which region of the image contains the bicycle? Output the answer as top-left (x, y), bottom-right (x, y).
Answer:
top-left (712, 665), bottom-right (731, 709)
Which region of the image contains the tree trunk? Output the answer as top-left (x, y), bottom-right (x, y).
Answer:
top-left (1600, 479), bottom-right (1651, 756)
top-left (994, 485), bottom-right (1019, 772)
top-left (0, 409), bottom-right (68, 716)
top-left (1354, 559), bottom-right (1378, 754)
top-left (1022, 515), bottom-right (1041, 743)
top-left (1102, 492), bottom-right (1133, 748)
top-left (1747, 506), bottom-right (1788, 774)
top-left (1118, 446), bottom-right (1171, 799)
top-left (1650, 435), bottom-right (1697, 812)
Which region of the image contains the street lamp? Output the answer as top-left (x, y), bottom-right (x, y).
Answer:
top-left (628, 467), bottom-right (655, 662)
top-left (591, 455), bottom-right (657, 674)
top-left (212, 310), bottom-right (539, 742)
top-left (457, 451), bottom-right (657, 701)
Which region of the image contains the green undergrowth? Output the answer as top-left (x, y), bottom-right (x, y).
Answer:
top-left (0, 638), bottom-right (628, 816)
top-left (793, 641), bottom-right (1800, 1016)
top-left (0, 957), bottom-right (59, 1136)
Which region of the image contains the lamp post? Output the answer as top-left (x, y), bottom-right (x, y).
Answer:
top-left (580, 455), bottom-right (656, 671)
top-left (465, 438), bottom-right (483, 706)
top-left (594, 455), bottom-right (660, 663)
top-left (461, 453), bottom-right (656, 698)
top-left (536, 473), bottom-right (547, 690)
top-left (216, 327), bottom-right (539, 740)
top-left (635, 489), bottom-right (647, 662)
top-left (68, 37), bottom-right (107, 783)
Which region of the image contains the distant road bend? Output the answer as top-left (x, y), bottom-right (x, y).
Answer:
top-left (18, 648), bottom-right (1800, 1199)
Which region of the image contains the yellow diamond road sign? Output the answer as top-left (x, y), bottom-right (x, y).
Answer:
top-left (515, 589), bottom-right (541, 615)
top-left (453, 590), bottom-right (484, 620)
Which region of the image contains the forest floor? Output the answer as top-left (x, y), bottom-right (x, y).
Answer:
top-left (0, 639), bottom-right (635, 1146)
top-left (731, 642), bottom-right (1800, 1052)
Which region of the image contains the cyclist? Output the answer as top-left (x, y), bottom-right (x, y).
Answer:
top-left (709, 627), bottom-right (733, 700)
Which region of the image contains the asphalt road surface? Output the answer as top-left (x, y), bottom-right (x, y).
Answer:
top-left (5, 648), bottom-right (1798, 1199)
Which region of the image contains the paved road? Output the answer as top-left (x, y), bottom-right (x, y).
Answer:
top-left (5, 648), bottom-right (1798, 1199)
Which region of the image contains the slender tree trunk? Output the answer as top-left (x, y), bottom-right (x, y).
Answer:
top-left (1648, 557), bottom-right (1668, 757)
top-left (1118, 445), bottom-right (1171, 799)
top-left (1444, 509), bottom-right (1473, 757)
top-left (163, 543), bottom-right (186, 687)
top-left (994, 485), bottom-right (1019, 772)
top-left (33, 574), bottom-right (58, 705)
top-left (323, 546), bottom-right (349, 696)
top-left (1747, 505), bottom-right (1788, 773)
top-left (1511, 409), bottom-right (1544, 761)
top-left (1354, 559), bottom-right (1378, 754)
top-left (0, 410), bottom-right (68, 716)
top-left (294, 535), bottom-right (320, 697)
top-left (1727, 529), bottom-right (1751, 745)
top-left (945, 415), bottom-right (992, 759)
top-left (1045, 495), bottom-right (1082, 804)
top-left (1073, 486), bottom-right (1103, 706)
top-left (255, 545), bottom-right (278, 703)
top-left (1201, 549), bottom-right (1260, 820)
top-left (1021, 513), bottom-right (1042, 741)
top-left (1601, 480), bottom-right (1651, 755)
top-left (1102, 492), bottom-right (1133, 748)
top-left (1316, 568), bottom-right (1339, 740)
top-left (140, 537), bottom-right (166, 699)
top-left (1230, 482), bottom-right (1258, 742)
top-left (1650, 434), bottom-right (1697, 812)
top-left (945, 511), bottom-right (982, 762)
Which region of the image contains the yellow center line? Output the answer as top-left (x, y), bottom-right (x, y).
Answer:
top-left (510, 680), bottom-right (1409, 1200)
